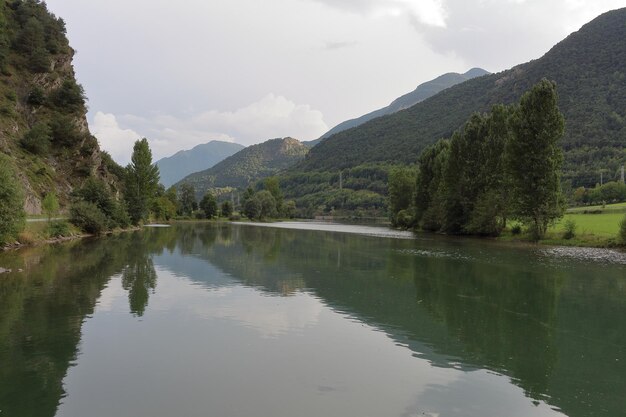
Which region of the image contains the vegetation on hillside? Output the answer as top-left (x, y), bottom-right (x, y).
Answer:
top-left (176, 137), bottom-right (309, 200)
top-left (388, 80), bottom-right (566, 240)
top-left (295, 8), bottom-right (626, 190)
top-left (0, 0), bottom-right (124, 220)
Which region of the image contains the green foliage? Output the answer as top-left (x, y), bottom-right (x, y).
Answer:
top-left (395, 209), bottom-right (414, 229)
top-left (175, 138), bottom-right (308, 200)
top-left (562, 219), bottom-right (577, 240)
top-left (21, 121), bottom-right (51, 155)
top-left (49, 79), bottom-right (85, 113)
top-left (411, 81), bottom-right (565, 239)
top-left (27, 87), bottom-right (46, 106)
top-left (255, 190), bottom-right (278, 219)
top-left (69, 201), bottom-right (107, 235)
top-left (263, 176), bottom-right (283, 211)
top-left (46, 220), bottom-right (69, 238)
top-left (507, 79), bottom-right (565, 239)
top-left (0, 156), bottom-right (25, 244)
top-left (220, 200), bottom-right (233, 218)
top-left (42, 191), bottom-right (59, 221)
top-left (511, 224), bottom-right (522, 235)
top-left (388, 166), bottom-right (416, 227)
top-left (294, 9), bottom-right (626, 190)
top-left (27, 45), bottom-right (49, 72)
top-left (49, 113), bottom-right (82, 146)
top-left (178, 183), bottom-right (196, 216)
top-left (125, 139), bottom-right (160, 224)
top-left (74, 177), bottom-right (129, 229)
top-left (244, 197), bottom-right (261, 220)
top-left (199, 192), bottom-right (218, 219)
top-left (151, 196), bottom-right (177, 221)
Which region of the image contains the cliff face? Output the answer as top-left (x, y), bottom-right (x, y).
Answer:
top-left (0, 0), bottom-right (121, 214)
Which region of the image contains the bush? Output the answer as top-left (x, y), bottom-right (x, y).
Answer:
top-left (49, 79), bottom-right (85, 113)
top-left (46, 220), bottom-right (70, 238)
top-left (27, 87), bottom-right (46, 106)
top-left (21, 122), bottom-right (52, 155)
top-left (0, 156), bottom-right (26, 244)
top-left (562, 219), bottom-right (577, 240)
top-left (619, 215), bottom-right (626, 245)
top-left (70, 201), bottom-right (107, 235)
top-left (50, 113), bottom-right (83, 146)
top-left (511, 224), bottom-right (522, 235)
top-left (395, 209), bottom-right (415, 229)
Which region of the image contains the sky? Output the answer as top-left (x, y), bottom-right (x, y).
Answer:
top-left (44, 0), bottom-right (626, 164)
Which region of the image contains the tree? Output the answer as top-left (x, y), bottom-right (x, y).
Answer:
top-left (415, 140), bottom-right (449, 231)
top-left (388, 166), bottom-right (416, 228)
top-left (179, 183), bottom-right (196, 216)
top-left (21, 122), bottom-right (51, 155)
top-left (255, 190), bottom-right (278, 219)
top-left (0, 156), bottom-right (25, 244)
top-left (244, 198), bottom-right (261, 220)
top-left (42, 191), bottom-right (59, 222)
top-left (507, 79), bottom-right (565, 239)
top-left (220, 200), bottom-right (233, 218)
top-left (264, 176), bottom-right (284, 212)
top-left (199, 192), bottom-right (218, 219)
top-left (125, 139), bottom-right (160, 225)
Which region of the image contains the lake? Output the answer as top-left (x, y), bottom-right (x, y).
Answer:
top-left (1, 222), bottom-right (625, 417)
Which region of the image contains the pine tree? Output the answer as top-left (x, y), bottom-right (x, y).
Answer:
top-left (125, 139), bottom-right (160, 224)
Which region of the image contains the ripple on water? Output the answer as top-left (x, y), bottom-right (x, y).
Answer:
top-left (541, 246), bottom-right (626, 265)
top-left (397, 248), bottom-right (473, 261)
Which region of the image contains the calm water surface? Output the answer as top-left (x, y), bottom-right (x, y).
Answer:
top-left (1, 222), bottom-right (625, 417)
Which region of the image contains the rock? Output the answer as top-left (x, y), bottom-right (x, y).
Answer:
top-left (0, 268), bottom-right (12, 274)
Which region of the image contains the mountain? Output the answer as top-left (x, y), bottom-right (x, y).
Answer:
top-left (313, 67), bottom-right (489, 143)
top-left (155, 141), bottom-right (244, 187)
top-left (176, 137), bottom-right (309, 199)
top-left (0, 0), bottom-right (122, 215)
top-left (294, 8), bottom-right (626, 189)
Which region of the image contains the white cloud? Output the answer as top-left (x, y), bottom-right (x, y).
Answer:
top-left (91, 112), bottom-right (142, 165)
top-left (312, 0), bottom-right (448, 27)
top-left (91, 94), bottom-right (329, 163)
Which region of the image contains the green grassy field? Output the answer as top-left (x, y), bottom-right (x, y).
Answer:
top-left (544, 203), bottom-right (626, 246)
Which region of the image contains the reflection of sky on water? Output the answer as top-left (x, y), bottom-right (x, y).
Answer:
top-left (58, 250), bottom-right (566, 417)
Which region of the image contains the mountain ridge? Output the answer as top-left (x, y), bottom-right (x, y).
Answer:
top-left (294, 8), bottom-right (626, 188)
top-left (314, 67), bottom-right (490, 143)
top-left (176, 137), bottom-right (309, 199)
top-left (155, 140), bottom-right (244, 187)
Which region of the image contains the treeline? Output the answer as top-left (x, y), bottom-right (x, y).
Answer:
top-left (280, 163), bottom-right (393, 217)
top-left (572, 181), bottom-right (626, 206)
top-left (389, 79), bottom-right (566, 240)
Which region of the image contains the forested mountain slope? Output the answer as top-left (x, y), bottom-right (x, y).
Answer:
top-left (317, 67), bottom-right (489, 141)
top-left (0, 0), bottom-right (122, 214)
top-left (176, 137), bottom-right (308, 199)
top-left (155, 140), bottom-right (244, 187)
top-left (296, 8), bottom-right (626, 187)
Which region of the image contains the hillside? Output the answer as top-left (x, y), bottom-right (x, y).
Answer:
top-left (316, 67), bottom-right (489, 142)
top-left (0, 0), bottom-right (121, 214)
top-left (155, 140), bottom-right (244, 187)
top-left (176, 137), bottom-right (308, 199)
top-left (295, 8), bottom-right (626, 189)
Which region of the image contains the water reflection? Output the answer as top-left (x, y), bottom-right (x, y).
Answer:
top-left (0, 223), bottom-right (625, 417)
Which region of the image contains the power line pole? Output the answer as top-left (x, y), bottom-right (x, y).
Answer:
top-left (339, 171), bottom-right (343, 191)
top-left (621, 165), bottom-right (625, 183)
top-left (600, 171), bottom-right (603, 186)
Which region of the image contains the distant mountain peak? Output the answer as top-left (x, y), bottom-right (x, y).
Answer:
top-left (155, 141), bottom-right (244, 187)
top-left (314, 67), bottom-right (490, 142)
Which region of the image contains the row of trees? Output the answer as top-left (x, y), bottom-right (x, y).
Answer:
top-left (572, 181), bottom-right (626, 206)
top-left (389, 79), bottom-right (566, 240)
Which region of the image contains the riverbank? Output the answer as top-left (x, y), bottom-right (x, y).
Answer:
top-left (1, 220), bottom-right (141, 252)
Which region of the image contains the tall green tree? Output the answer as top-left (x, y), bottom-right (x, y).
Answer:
top-left (125, 139), bottom-right (160, 225)
top-left (388, 166), bottom-right (416, 228)
top-left (415, 140), bottom-right (449, 231)
top-left (179, 183), bottom-right (196, 216)
top-left (199, 192), bottom-right (218, 219)
top-left (507, 79), bottom-right (565, 239)
top-left (42, 191), bottom-right (59, 222)
top-left (0, 156), bottom-right (25, 244)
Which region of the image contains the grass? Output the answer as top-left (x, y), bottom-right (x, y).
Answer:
top-left (499, 202), bottom-right (626, 248)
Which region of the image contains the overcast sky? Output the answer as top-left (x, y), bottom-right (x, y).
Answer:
top-left (44, 0), bottom-right (626, 164)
